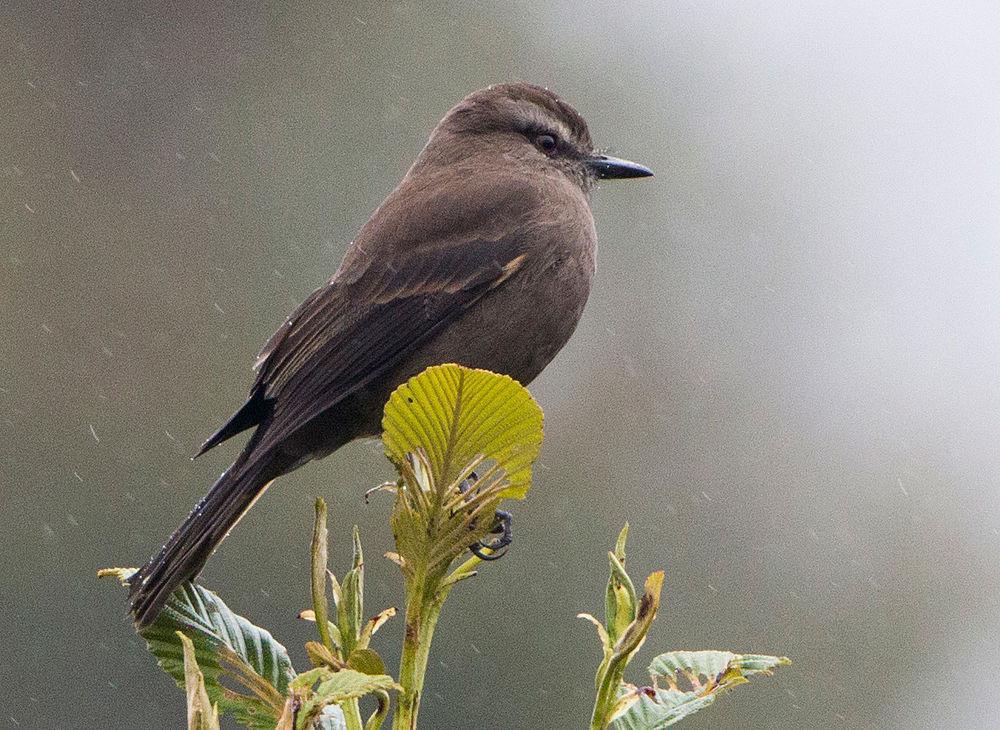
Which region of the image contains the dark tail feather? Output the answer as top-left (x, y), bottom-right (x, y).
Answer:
top-left (128, 449), bottom-right (280, 627)
top-left (193, 390), bottom-right (271, 459)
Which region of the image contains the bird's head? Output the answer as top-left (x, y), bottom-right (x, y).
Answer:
top-left (421, 82), bottom-right (653, 190)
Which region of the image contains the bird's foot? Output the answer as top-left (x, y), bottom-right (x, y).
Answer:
top-left (470, 509), bottom-right (512, 561)
top-left (457, 470), bottom-right (513, 561)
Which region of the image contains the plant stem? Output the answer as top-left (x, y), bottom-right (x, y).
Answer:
top-left (394, 570), bottom-right (436, 730)
top-left (393, 556), bottom-right (479, 729)
top-left (365, 691), bottom-right (391, 730)
top-left (589, 661), bottom-right (623, 730)
top-left (344, 698), bottom-right (365, 730)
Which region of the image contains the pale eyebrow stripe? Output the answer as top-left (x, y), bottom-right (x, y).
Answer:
top-left (514, 101), bottom-right (573, 141)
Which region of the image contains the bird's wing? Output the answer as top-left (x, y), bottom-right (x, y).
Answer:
top-left (247, 234), bottom-right (529, 455)
top-left (194, 170), bottom-right (549, 458)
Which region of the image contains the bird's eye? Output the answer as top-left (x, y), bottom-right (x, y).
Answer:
top-left (535, 134), bottom-right (558, 153)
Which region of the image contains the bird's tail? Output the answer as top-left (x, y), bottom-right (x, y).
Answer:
top-left (128, 446), bottom-right (282, 628)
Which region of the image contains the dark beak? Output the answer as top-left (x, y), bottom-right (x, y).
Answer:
top-left (586, 154), bottom-right (654, 180)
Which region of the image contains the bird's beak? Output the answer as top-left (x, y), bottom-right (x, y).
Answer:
top-left (586, 154), bottom-right (654, 180)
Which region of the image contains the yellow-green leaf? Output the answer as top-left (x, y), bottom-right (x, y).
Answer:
top-left (382, 364), bottom-right (543, 499)
top-left (606, 550), bottom-right (637, 644)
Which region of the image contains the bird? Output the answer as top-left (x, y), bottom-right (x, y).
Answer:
top-left (128, 82), bottom-right (652, 627)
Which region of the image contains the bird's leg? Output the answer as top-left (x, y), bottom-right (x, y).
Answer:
top-left (469, 509), bottom-right (512, 561)
top-left (457, 471), bottom-right (513, 561)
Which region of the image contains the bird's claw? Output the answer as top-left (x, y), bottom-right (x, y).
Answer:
top-left (470, 509), bottom-right (512, 560)
top-left (458, 470), bottom-right (513, 561)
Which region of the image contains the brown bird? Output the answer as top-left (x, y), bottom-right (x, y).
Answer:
top-left (129, 82), bottom-right (652, 626)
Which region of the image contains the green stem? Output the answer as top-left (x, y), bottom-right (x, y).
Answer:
top-left (393, 557), bottom-right (480, 729)
top-left (394, 570), bottom-right (436, 730)
top-left (343, 698), bottom-right (365, 730)
top-left (590, 659), bottom-right (625, 730)
top-left (311, 499), bottom-right (335, 654)
top-left (365, 690), bottom-right (391, 730)
top-left (589, 571), bottom-right (664, 730)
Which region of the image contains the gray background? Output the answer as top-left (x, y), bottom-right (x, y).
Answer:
top-left (4, 2), bottom-right (999, 728)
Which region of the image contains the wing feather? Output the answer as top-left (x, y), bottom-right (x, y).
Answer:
top-left (250, 236), bottom-right (527, 454)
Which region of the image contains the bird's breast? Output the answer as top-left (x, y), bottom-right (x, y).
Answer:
top-left (407, 232), bottom-right (594, 388)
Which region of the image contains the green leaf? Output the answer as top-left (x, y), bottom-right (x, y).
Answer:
top-left (605, 525), bottom-right (635, 645)
top-left (338, 565), bottom-right (362, 658)
top-left (614, 651), bottom-right (790, 729)
top-left (178, 631), bottom-right (220, 730)
top-left (363, 690), bottom-right (391, 730)
top-left (606, 549), bottom-right (637, 645)
top-left (347, 648), bottom-right (386, 676)
top-left (296, 668), bottom-right (401, 729)
top-left (311, 670), bottom-right (399, 707)
top-left (382, 364), bottom-right (544, 500)
top-left (613, 523), bottom-right (629, 562)
top-left (288, 667), bottom-right (327, 692)
top-left (101, 568), bottom-right (293, 729)
top-left (591, 571), bottom-right (664, 730)
top-left (312, 498), bottom-right (337, 656)
top-left (648, 650), bottom-right (789, 684)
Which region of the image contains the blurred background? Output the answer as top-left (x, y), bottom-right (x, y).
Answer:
top-left (3, 2), bottom-right (999, 727)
